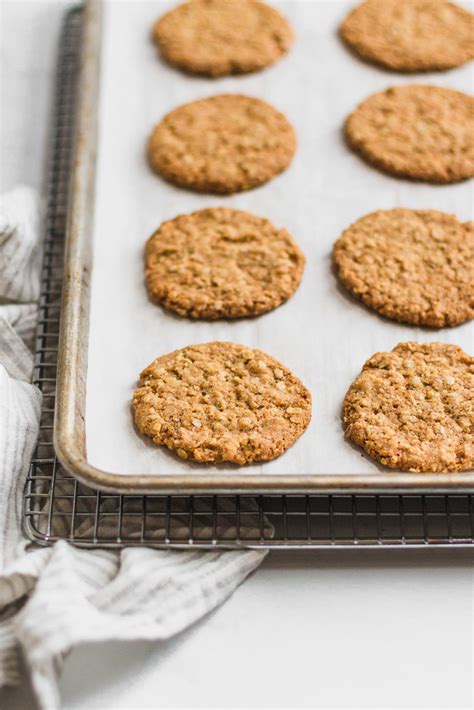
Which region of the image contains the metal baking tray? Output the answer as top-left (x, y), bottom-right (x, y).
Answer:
top-left (25, 5), bottom-right (473, 552)
top-left (54, 0), bottom-right (474, 494)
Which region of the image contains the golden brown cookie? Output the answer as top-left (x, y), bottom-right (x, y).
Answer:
top-left (132, 342), bottom-right (312, 464)
top-left (340, 0), bottom-right (474, 72)
top-left (343, 342), bottom-right (474, 472)
top-left (147, 94), bottom-right (297, 194)
top-left (152, 0), bottom-right (293, 77)
top-left (344, 85), bottom-right (474, 183)
top-left (333, 209), bottom-right (474, 328)
top-left (145, 208), bottom-right (305, 319)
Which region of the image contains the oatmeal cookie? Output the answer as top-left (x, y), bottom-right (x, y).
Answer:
top-left (344, 85), bottom-right (474, 183)
top-left (340, 0), bottom-right (474, 72)
top-left (333, 209), bottom-right (474, 327)
top-left (132, 342), bottom-right (312, 464)
top-left (145, 207), bottom-right (305, 319)
top-left (342, 342), bottom-right (474, 472)
top-left (152, 0), bottom-right (293, 77)
top-left (147, 94), bottom-right (297, 194)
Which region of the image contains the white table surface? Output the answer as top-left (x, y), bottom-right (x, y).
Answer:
top-left (1, 2), bottom-right (473, 709)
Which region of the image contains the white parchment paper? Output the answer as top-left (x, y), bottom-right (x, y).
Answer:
top-left (86, 0), bottom-right (474, 476)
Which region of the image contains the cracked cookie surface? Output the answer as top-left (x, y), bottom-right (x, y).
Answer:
top-left (152, 0), bottom-right (293, 77)
top-left (344, 85), bottom-right (474, 183)
top-left (145, 208), bottom-right (305, 319)
top-left (340, 0), bottom-right (474, 72)
top-left (343, 342), bottom-right (474, 472)
top-left (333, 209), bottom-right (474, 328)
top-left (147, 94), bottom-right (296, 194)
top-left (132, 342), bottom-right (312, 464)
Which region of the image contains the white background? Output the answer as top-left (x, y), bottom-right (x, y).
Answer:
top-left (1, 2), bottom-right (473, 709)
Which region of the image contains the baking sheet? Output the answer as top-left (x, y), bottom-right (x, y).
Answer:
top-left (86, 0), bottom-right (474, 477)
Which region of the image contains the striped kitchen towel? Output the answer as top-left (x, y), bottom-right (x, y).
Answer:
top-left (0, 187), bottom-right (268, 710)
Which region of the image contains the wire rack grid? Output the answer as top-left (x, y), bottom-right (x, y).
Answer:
top-left (23, 6), bottom-right (474, 551)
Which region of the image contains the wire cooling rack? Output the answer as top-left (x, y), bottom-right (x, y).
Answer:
top-left (23, 6), bottom-right (474, 550)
